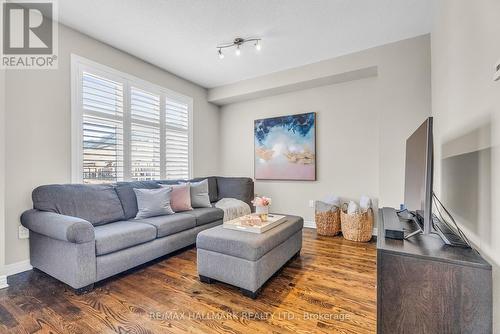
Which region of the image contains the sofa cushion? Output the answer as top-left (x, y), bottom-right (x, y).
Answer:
top-left (157, 179), bottom-right (182, 186)
top-left (135, 213), bottom-right (196, 238)
top-left (32, 184), bottom-right (125, 226)
top-left (94, 221), bottom-right (157, 255)
top-left (190, 177), bottom-right (218, 203)
top-left (184, 207), bottom-right (224, 226)
top-left (216, 177), bottom-right (254, 208)
top-left (115, 181), bottom-right (161, 220)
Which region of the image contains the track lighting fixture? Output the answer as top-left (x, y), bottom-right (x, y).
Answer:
top-left (216, 37), bottom-right (262, 59)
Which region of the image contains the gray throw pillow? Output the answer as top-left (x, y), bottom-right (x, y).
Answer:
top-left (134, 187), bottom-right (174, 219)
top-left (187, 179), bottom-right (212, 208)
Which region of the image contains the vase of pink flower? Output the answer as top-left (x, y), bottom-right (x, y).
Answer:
top-left (252, 196), bottom-right (272, 222)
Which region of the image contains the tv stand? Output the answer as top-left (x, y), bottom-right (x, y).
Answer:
top-left (377, 208), bottom-right (492, 333)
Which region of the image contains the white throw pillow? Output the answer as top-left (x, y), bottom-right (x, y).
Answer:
top-left (184, 179), bottom-right (212, 208)
top-left (322, 194), bottom-right (340, 207)
top-left (134, 187), bottom-right (174, 219)
top-left (360, 195), bottom-right (372, 212)
top-left (347, 200), bottom-right (359, 215)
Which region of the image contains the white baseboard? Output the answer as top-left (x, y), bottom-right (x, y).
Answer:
top-left (0, 275), bottom-right (8, 289)
top-left (303, 220), bottom-right (317, 228)
top-left (5, 260), bottom-right (32, 277)
top-left (303, 220), bottom-right (378, 236)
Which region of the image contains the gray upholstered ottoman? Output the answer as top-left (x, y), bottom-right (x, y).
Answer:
top-left (196, 215), bottom-right (303, 298)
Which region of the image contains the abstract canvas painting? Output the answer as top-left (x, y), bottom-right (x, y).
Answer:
top-left (254, 112), bottom-right (316, 180)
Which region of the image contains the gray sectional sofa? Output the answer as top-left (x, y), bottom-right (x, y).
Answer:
top-left (20, 176), bottom-right (254, 292)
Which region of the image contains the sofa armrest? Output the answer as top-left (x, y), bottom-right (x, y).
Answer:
top-left (21, 209), bottom-right (95, 244)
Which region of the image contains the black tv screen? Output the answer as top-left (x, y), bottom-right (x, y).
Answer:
top-left (404, 117), bottom-right (434, 234)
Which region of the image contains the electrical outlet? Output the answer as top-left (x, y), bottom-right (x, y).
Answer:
top-left (309, 200), bottom-right (315, 208)
top-left (18, 225), bottom-right (29, 239)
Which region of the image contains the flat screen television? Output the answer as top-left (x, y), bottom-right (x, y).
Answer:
top-left (404, 117), bottom-right (433, 234)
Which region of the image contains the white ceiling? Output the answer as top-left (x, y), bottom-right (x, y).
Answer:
top-left (58, 0), bottom-right (432, 88)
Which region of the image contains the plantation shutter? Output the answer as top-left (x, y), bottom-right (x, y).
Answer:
top-left (81, 72), bottom-right (124, 183)
top-left (73, 58), bottom-right (192, 184)
top-left (165, 97), bottom-right (190, 179)
top-left (130, 87), bottom-right (161, 181)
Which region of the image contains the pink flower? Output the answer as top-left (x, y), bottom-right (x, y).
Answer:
top-left (252, 196), bottom-right (272, 207)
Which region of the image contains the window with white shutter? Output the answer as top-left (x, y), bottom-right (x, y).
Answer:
top-left (130, 87), bottom-right (161, 181)
top-left (81, 72), bottom-right (124, 183)
top-left (72, 56), bottom-right (193, 184)
top-left (165, 98), bottom-right (190, 179)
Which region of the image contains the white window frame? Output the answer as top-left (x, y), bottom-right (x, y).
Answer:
top-left (71, 54), bottom-right (194, 183)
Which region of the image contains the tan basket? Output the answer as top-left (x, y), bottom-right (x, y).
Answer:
top-left (315, 201), bottom-right (341, 236)
top-left (340, 204), bottom-right (374, 242)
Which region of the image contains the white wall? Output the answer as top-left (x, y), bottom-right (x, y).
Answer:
top-left (431, 0), bottom-right (500, 331)
top-left (219, 36), bottom-right (431, 223)
top-left (4, 24), bottom-right (219, 265)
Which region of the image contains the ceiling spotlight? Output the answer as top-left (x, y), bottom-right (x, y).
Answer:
top-left (216, 37), bottom-right (261, 59)
top-left (255, 40), bottom-right (261, 51)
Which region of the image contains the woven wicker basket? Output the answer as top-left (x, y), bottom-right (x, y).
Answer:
top-left (340, 204), bottom-right (374, 242)
top-left (315, 201), bottom-right (341, 236)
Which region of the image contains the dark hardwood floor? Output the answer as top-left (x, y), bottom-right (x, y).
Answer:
top-left (0, 228), bottom-right (377, 334)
